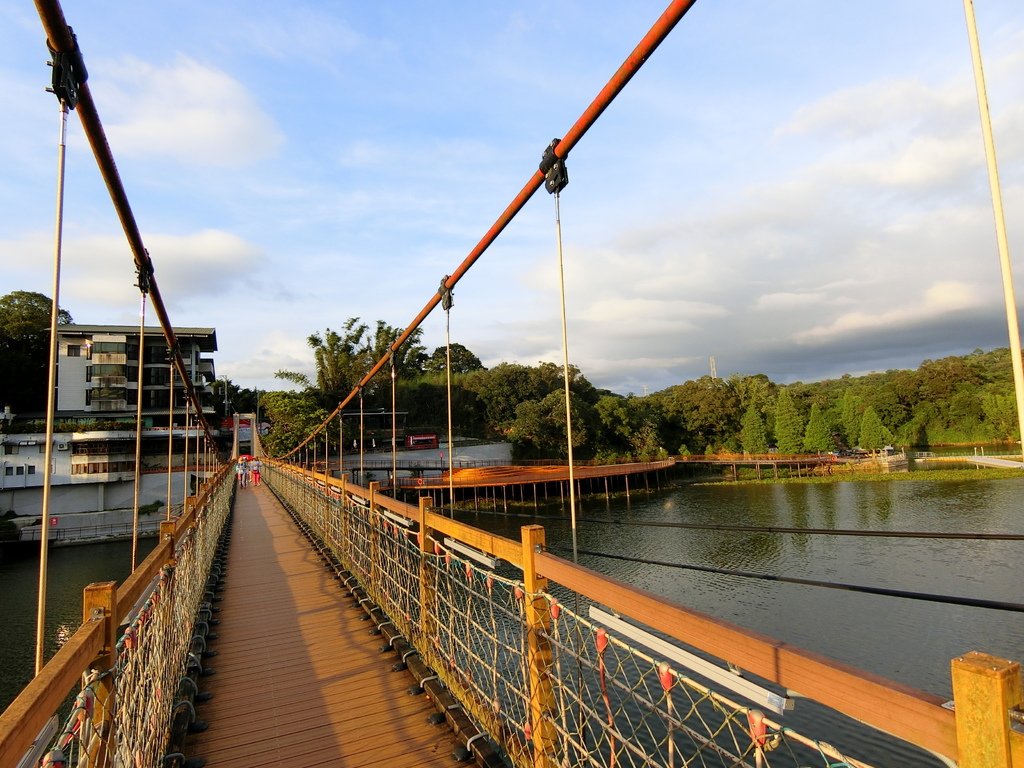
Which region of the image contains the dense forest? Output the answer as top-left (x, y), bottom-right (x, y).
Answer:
top-left (257, 319), bottom-right (1021, 459)
top-left (1, 292), bottom-right (1018, 460)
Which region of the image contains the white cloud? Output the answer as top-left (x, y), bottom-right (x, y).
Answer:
top-left (754, 292), bottom-right (828, 311)
top-left (778, 77), bottom-right (970, 141)
top-left (794, 280), bottom-right (984, 345)
top-left (91, 56), bottom-right (284, 168)
top-left (55, 229), bottom-right (263, 311)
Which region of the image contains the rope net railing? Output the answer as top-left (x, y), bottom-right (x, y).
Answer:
top-left (6, 468), bottom-right (234, 768)
top-left (538, 598), bottom-right (869, 768)
top-left (263, 461), bottom-right (923, 768)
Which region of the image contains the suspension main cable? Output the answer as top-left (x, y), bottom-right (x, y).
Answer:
top-left (553, 546), bottom-right (1024, 613)
top-left (279, 0), bottom-right (701, 459)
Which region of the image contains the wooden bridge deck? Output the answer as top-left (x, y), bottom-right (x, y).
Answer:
top-left (187, 482), bottom-right (460, 767)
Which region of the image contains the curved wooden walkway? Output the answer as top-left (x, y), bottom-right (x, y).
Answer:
top-left (413, 459), bottom-right (675, 489)
top-left (187, 482), bottom-right (460, 767)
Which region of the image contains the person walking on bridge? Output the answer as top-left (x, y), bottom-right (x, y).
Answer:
top-left (251, 458), bottom-right (262, 486)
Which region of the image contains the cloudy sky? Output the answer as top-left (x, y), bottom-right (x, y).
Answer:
top-left (1, 1), bottom-right (1022, 397)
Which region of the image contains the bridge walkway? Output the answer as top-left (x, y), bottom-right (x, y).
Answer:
top-left (187, 481), bottom-right (459, 767)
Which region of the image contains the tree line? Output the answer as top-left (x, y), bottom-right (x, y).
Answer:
top-left (1, 292), bottom-right (1018, 458)
top-left (259, 321), bottom-right (1021, 459)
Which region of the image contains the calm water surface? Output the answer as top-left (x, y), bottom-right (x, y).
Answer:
top-left (463, 472), bottom-right (1024, 765)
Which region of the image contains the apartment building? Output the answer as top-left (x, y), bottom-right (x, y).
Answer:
top-left (0, 325), bottom-right (218, 515)
top-left (55, 324), bottom-right (217, 423)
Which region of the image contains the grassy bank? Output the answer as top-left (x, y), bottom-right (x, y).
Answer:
top-left (698, 466), bottom-right (1024, 486)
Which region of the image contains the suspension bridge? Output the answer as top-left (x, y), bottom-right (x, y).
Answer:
top-left (2, 0), bottom-right (1023, 767)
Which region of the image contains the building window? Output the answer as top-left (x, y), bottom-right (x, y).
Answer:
top-left (27, 465), bottom-right (35, 474)
top-left (3, 467), bottom-right (11, 476)
top-left (15, 466), bottom-right (24, 476)
top-left (67, 344), bottom-right (81, 357)
top-left (92, 341), bottom-right (125, 355)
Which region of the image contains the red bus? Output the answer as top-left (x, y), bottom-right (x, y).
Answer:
top-left (405, 433), bottom-right (439, 450)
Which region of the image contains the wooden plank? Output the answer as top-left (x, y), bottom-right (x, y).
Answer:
top-left (535, 550), bottom-right (958, 760)
top-left (187, 484), bottom-right (459, 767)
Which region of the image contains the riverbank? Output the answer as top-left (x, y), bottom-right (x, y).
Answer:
top-left (699, 466), bottom-right (1024, 486)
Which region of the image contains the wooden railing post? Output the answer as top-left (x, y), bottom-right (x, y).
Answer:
top-left (951, 651), bottom-right (1022, 767)
top-left (160, 520), bottom-right (176, 548)
top-left (82, 581), bottom-right (117, 766)
top-left (521, 524), bottom-right (557, 768)
top-left (417, 497), bottom-right (435, 652)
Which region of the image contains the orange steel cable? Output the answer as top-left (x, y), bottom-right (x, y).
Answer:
top-left (33, 0), bottom-right (217, 446)
top-left (282, 0), bottom-right (700, 459)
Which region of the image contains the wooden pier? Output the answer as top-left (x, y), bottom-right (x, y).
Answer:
top-left (187, 483), bottom-right (460, 767)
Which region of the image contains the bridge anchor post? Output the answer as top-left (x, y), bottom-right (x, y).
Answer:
top-left (951, 651), bottom-right (1023, 767)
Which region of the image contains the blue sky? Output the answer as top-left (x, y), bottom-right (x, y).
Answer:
top-left (1, 1), bottom-right (1022, 397)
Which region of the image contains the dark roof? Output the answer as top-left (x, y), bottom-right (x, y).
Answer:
top-left (60, 324), bottom-right (217, 352)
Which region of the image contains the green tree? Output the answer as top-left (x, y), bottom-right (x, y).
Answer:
top-left (839, 390), bottom-right (862, 448)
top-left (729, 373), bottom-right (776, 417)
top-left (462, 363), bottom-right (538, 436)
top-left (773, 388), bottom-right (804, 454)
top-left (0, 291), bottom-right (73, 413)
top-left (981, 392), bottom-right (1019, 441)
top-left (365, 320), bottom-right (426, 384)
top-left (259, 390), bottom-right (329, 457)
top-left (423, 342), bottom-right (484, 375)
top-left (803, 402), bottom-right (833, 452)
top-left (740, 405), bottom-right (768, 455)
top-left (307, 320), bottom-right (370, 402)
top-left (654, 376), bottom-right (741, 455)
top-left (858, 406), bottom-right (892, 451)
top-left (594, 394), bottom-right (665, 459)
top-left (274, 318), bottom-right (425, 409)
top-left (507, 391), bottom-right (596, 459)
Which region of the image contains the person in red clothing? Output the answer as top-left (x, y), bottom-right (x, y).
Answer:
top-left (251, 458), bottom-right (262, 486)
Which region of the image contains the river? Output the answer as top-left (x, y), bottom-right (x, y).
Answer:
top-left (462, 468), bottom-right (1024, 765)
top-left (2, 471), bottom-right (1021, 765)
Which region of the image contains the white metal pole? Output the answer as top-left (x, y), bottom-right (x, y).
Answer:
top-left (130, 298), bottom-right (146, 571)
top-left (963, 0), bottom-right (1024, 464)
top-left (166, 359), bottom-right (174, 519)
top-left (554, 192), bottom-right (579, 560)
top-left (34, 101), bottom-right (69, 675)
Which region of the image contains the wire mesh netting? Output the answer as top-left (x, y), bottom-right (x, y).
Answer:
top-left (265, 464), bottom-right (884, 768)
top-left (35, 470), bottom-right (233, 767)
